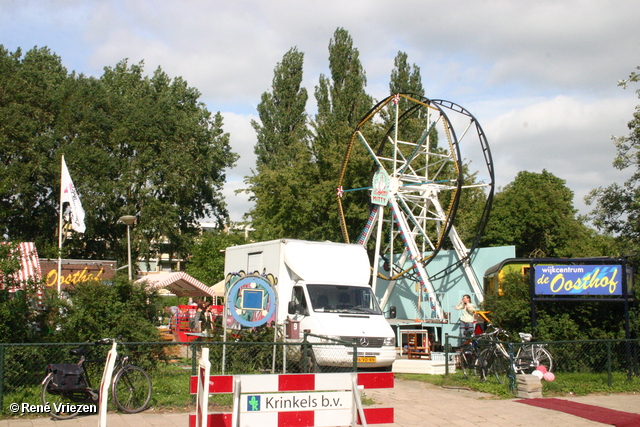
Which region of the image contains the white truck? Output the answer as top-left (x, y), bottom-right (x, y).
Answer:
top-left (224, 239), bottom-right (397, 370)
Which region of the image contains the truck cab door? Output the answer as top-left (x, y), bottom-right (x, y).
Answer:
top-left (288, 286), bottom-right (309, 317)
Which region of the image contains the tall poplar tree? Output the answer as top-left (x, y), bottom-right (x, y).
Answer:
top-left (309, 28), bottom-right (373, 242)
top-left (245, 48), bottom-right (312, 240)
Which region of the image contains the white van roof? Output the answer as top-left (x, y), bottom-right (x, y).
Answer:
top-left (282, 240), bottom-right (370, 285)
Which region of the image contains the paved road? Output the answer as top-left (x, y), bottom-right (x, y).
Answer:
top-left (1, 377), bottom-right (638, 426)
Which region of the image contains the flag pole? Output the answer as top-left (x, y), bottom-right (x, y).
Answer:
top-left (57, 154), bottom-right (65, 294)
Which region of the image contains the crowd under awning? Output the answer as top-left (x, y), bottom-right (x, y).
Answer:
top-left (135, 272), bottom-right (215, 298)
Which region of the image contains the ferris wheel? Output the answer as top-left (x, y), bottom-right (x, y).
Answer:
top-left (336, 93), bottom-right (494, 320)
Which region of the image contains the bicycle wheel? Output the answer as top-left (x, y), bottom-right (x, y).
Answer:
top-left (474, 348), bottom-right (492, 380)
top-left (112, 365), bottom-right (152, 413)
top-left (459, 345), bottom-right (476, 379)
top-left (41, 374), bottom-right (83, 420)
top-left (489, 349), bottom-right (512, 385)
top-left (536, 347), bottom-right (553, 372)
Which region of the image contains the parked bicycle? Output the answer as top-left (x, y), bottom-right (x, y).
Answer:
top-left (480, 329), bottom-right (554, 387)
top-left (41, 338), bottom-right (152, 420)
top-left (457, 311), bottom-right (553, 387)
top-left (458, 326), bottom-right (504, 379)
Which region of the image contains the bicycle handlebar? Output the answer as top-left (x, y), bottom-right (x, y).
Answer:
top-left (94, 338), bottom-right (121, 345)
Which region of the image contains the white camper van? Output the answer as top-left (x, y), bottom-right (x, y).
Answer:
top-left (224, 239), bottom-right (396, 369)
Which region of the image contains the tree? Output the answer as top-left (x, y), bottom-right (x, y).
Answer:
top-left (247, 29), bottom-right (374, 242)
top-left (53, 277), bottom-right (160, 343)
top-left (186, 231), bottom-right (247, 285)
top-left (0, 242), bottom-right (63, 343)
top-left (482, 170), bottom-right (614, 258)
top-left (244, 48), bottom-right (314, 240)
top-left (309, 28), bottom-right (374, 242)
top-left (0, 47), bottom-right (69, 251)
top-left (0, 46), bottom-right (237, 268)
top-left (587, 65), bottom-right (640, 269)
top-left (389, 52), bottom-right (424, 98)
top-left (251, 47), bottom-right (309, 170)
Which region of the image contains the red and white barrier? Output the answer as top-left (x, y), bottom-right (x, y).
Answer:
top-left (189, 370), bottom-right (394, 427)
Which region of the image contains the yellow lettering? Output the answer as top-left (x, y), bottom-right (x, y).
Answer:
top-left (550, 274), bottom-right (564, 293)
top-left (537, 274), bottom-right (550, 285)
top-left (46, 270), bottom-right (57, 287)
top-left (564, 277), bottom-right (574, 291)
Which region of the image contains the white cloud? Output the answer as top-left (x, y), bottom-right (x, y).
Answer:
top-left (3, 0), bottom-right (640, 223)
top-left (484, 95), bottom-right (637, 213)
top-left (219, 112), bottom-right (257, 222)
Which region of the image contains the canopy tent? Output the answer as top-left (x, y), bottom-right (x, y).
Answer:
top-left (1, 242), bottom-right (42, 293)
top-left (135, 272), bottom-right (215, 298)
top-left (210, 279), bottom-right (226, 298)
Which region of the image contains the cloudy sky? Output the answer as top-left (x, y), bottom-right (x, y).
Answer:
top-left (2, 0), bottom-right (639, 223)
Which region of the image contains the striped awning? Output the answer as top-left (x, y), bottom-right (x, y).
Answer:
top-left (135, 272), bottom-right (215, 297)
top-left (1, 242), bottom-right (42, 291)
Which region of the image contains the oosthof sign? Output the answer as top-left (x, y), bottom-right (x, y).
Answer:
top-left (534, 264), bottom-right (623, 296)
top-left (40, 259), bottom-right (117, 289)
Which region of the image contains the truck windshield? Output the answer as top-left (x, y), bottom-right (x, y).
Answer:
top-left (307, 285), bottom-right (382, 315)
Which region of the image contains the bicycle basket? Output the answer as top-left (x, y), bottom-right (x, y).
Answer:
top-left (46, 364), bottom-right (87, 392)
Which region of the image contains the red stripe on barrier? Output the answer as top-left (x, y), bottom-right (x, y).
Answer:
top-left (190, 375), bottom-right (234, 394)
top-left (358, 407), bottom-right (395, 425)
top-left (189, 413), bottom-right (233, 427)
top-left (278, 410), bottom-right (315, 426)
top-left (357, 372), bottom-right (394, 389)
top-left (278, 374), bottom-right (316, 391)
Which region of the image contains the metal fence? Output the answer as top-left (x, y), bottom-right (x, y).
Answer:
top-left (4, 335), bottom-right (639, 415)
top-left (0, 334), bottom-right (357, 416)
top-left (445, 334), bottom-right (640, 390)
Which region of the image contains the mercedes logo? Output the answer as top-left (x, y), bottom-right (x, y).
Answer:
top-left (359, 337), bottom-right (369, 347)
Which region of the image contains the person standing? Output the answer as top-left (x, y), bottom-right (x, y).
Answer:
top-left (455, 294), bottom-right (476, 340)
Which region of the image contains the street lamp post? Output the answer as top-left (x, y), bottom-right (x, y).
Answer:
top-left (118, 215), bottom-right (136, 281)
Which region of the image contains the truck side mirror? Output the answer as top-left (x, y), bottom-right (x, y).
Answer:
top-left (288, 301), bottom-right (297, 315)
top-left (389, 306), bottom-right (397, 319)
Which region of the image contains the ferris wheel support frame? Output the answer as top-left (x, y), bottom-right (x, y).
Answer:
top-left (338, 93), bottom-right (494, 320)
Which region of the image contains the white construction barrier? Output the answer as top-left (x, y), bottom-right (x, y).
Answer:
top-left (189, 365), bottom-right (394, 427)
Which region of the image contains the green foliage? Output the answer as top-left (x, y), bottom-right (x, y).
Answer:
top-left (186, 231), bottom-right (247, 285)
top-left (483, 170), bottom-right (616, 258)
top-left (247, 28), bottom-right (374, 242)
top-left (53, 277), bottom-right (160, 343)
top-left (482, 271), bottom-right (533, 335)
top-left (245, 47), bottom-right (315, 240)
top-left (0, 46), bottom-right (237, 267)
top-left (0, 243), bottom-right (65, 343)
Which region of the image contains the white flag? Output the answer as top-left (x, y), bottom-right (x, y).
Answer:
top-left (61, 156), bottom-right (86, 233)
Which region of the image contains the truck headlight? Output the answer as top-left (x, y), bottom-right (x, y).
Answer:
top-left (383, 337), bottom-right (395, 346)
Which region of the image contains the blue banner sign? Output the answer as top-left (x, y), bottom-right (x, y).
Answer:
top-left (534, 264), bottom-right (623, 296)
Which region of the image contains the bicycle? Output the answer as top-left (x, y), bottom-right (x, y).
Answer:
top-left (458, 326), bottom-right (504, 380)
top-left (41, 338), bottom-right (152, 420)
top-left (481, 329), bottom-right (554, 388)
